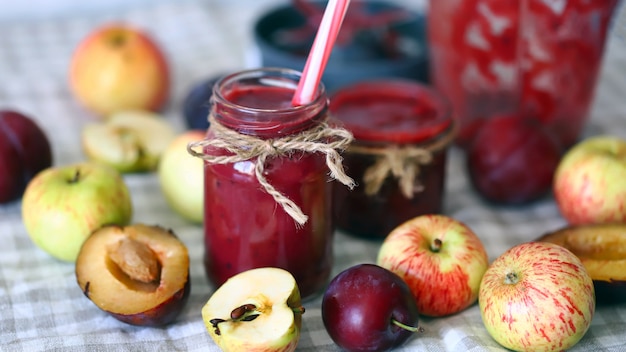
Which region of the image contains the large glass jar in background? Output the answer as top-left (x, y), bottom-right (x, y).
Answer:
top-left (428, 0), bottom-right (619, 149)
top-left (330, 80), bottom-right (454, 239)
top-left (197, 68), bottom-right (336, 299)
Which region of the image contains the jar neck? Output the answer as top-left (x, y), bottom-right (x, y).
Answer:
top-left (211, 68), bottom-right (328, 138)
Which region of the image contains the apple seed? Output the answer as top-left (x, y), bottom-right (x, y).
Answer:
top-left (209, 303), bottom-right (305, 336)
top-left (108, 237), bottom-right (161, 283)
top-left (230, 303), bottom-right (257, 320)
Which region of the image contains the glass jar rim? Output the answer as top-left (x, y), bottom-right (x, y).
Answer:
top-left (211, 67), bottom-right (329, 137)
top-left (329, 79), bottom-right (452, 144)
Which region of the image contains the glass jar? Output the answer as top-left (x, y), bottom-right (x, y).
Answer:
top-left (428, 0), bottom-right (618, 149)
top-left (330, 80), bottom-right (454, 239)
top-left (192, 68), bottom-right (352, 299)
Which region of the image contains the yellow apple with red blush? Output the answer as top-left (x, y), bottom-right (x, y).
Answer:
top-left (69, 24), bottom-right (170, 117)
top-left (553, 135), bottom-right (626, 225)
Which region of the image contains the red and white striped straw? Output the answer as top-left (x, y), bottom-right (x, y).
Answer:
top-left (292, 0), bottom-right (351, 106)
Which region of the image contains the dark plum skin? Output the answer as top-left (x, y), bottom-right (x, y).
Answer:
top-left (466, 115), bottom-right (563, 204)
top-left (182, 74), bottom-right (224, 131)
top-left (322, 264), bottom-right (420, 352)
top-left (107, 279), bottom-right (191, 326)
top-left (0, 110), bottom-right (52, 203)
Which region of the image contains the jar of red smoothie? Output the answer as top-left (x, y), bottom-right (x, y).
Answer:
top-left (428, 0), bottom-right (618, 149)
top-left (188, 68), bottom-right (354, 299)
top-left (330, 80), bottom-right (454, 239)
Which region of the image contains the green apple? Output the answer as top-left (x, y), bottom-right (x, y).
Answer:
top-left (201, 267), bottom-right (305, 352)
top-left (22, 162), bottom-right (133, 262)
top-left (479, 242), bottom-right (595, 352)
top-left (82, 110), bottom-right (176, 173)
top-left (377, 214), bottom-right (489, 317)
top-left (553, 135), bottom-right (626, 225)
top-left (158, 130), bottom-right (205, 223)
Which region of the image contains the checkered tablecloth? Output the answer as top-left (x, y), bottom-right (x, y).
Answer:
top-left (1, 1), bottom-right (625, 351)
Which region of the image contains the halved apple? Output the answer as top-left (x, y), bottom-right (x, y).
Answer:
top-left (201, 267), bottom-right (305, 352)
top-left (536, 223), bottom-right (626, 304)
top-left (75, 224), bottom-right (190, 326)
top-left (81, 110), bottom-right (176, 173)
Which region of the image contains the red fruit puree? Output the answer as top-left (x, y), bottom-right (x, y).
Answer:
top-left (330, 80), bottom-right (453, 239)
top-left (428, 0), bottom-right (618, 148)
top-left (202, 69), bottom-right (333, 299)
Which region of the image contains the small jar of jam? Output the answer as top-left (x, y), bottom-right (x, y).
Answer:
top-left (188, 68), bottom-right (354, 299)
top-left (330, 80), bottom-right (454, 239)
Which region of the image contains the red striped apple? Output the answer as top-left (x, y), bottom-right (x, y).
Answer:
top-left (377, 214), bottom-right (489, 317)
top-left (553, 135), bottom-right (626, 225)
top-left (479, 242), bottom-right (595, 352)
top-left (69, 24), bottom-right (169, 117)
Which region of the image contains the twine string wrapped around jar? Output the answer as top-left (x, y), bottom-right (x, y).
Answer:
top-left (187, 115), bottom-right (356, 226)
top-left (348, 123), bottom-right (456, 199)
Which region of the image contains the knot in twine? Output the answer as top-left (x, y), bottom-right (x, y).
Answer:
top-left (187, 115), bottom-right (355, 226)
top-left (348, 123), bottom-right (457, 199)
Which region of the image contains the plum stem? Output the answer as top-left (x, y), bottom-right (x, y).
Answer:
top-left (392, 319), bottom-right (425, 333)
top-left (430, 238), bottom-right (443, 253)
top-left (504, 272), bottom-right (519, 285)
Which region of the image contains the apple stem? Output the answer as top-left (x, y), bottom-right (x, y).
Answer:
top-left (504, 272), bottom-right (519, 285)
top-left (292, 306), bottom-right (306, 315)
top-left (70, 169), bottom-right (81, 184)
top-left (391, 319), bottom-right (425, 333)
top-left (430, 238), bottom-right (443, 253)
top-left (111, 33), bottom-right (126, 47)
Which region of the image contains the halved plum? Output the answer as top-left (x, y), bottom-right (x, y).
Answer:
top-left (75, 223), bottom-right (191, 326)
top-left (536, 223), bottom-right (626, 304)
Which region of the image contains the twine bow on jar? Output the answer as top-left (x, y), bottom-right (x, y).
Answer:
top-left (348, 123), bottom-right (456, 199)
top-left (356, 145), bottom-right (432, 199)
top-left (187, 115), bottom-right (355, 226)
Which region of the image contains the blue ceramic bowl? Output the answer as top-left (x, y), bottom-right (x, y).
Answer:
top-left (253, 1), bottom-right (429, 93)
